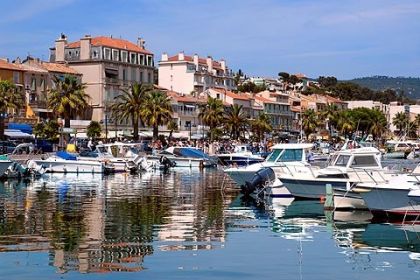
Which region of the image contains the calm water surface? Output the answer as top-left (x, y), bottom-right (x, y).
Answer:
top-left (0, 168), bottom-right (419, 279)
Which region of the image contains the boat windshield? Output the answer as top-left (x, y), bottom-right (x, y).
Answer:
top-left (332, 155), bottom-right (351, 167)
top-left (350, 155), bottom-right (379, 167)
top-left (266, 149), bottom-right (303, 162)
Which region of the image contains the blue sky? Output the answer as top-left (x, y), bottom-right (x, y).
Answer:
top-left (1, 0), bottom-right (419, 79)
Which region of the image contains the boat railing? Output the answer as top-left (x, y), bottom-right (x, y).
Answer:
top-left (349, 168), bottom-right (388, 185)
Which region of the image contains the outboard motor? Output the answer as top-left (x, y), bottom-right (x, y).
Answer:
top-left (241, 167), bottom-right (275, 195)
top-left (159, 156), bottom-right (176, 170)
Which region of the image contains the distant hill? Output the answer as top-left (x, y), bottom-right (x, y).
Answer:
top-left (347, 76), bottom-right (420, 99)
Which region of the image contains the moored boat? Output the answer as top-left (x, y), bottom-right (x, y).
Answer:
top-left (217, 145), bottom-right (264, 167)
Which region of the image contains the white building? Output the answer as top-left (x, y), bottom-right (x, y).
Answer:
top-left (158, 52), bottom-right (236, 94)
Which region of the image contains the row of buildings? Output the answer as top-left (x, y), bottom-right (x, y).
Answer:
top-left (0, 33), bottom-right (416, 139)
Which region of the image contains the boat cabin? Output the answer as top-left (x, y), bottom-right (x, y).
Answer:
top-left (328, 147), bottom-right (382, 170)
top-left (265, 143), bottom-right (313, 163)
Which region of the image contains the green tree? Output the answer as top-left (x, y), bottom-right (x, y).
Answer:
top-left (87, 121), bottom-right (102, 140)
top-left (318, 76), bottom-right (338, 88)
top-left (392, 112), bottom-right (409, 135)
top-left (140, 90), bottom-right (173, 140)
top-left (337, 111), bottom-right (355, 137)
top-left (368, 109), bottom-right (388, 140)
top-left (301, 109), bottom-right (318, 139)
top-left (251, 113), bottom-right (272, 141)
top-left (111, 83), bottom-right (153, 141)
top-left (199, 97), bottom-right (224, 141)
top-left (47, 75), bottom-right (89, 128)
top-left (43, 120), bottom-right (60, 141)
top-left (224, 104), bottom-right (248, 139)
top-left (414, 114), bottom-right (420, 138)
top-left (33, 122), bottom-right (46, 139)
top-left (0, 80), bottom-right (23, 140)
top-left (319, 104), bottom-right (339, 134)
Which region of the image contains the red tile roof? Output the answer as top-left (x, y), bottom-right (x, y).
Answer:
top-left (41, 62), bottom-right (79, 75)
top-left (254, 95), bottom-right (272, 103)
top-left (0, 60), bottom-right (23, 71)
top-left (167, 54), bottom-right (223, 69)
top-left (166, 91), bottom-right (208, 104)
top-left (212, 88), bottom-right (250, 101)
top-left (66, 36), bottom-right (153, 54)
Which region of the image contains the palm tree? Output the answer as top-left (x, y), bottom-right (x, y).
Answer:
top-left (48, 75), bottom-right (89, 128)
top-left (319, 104), bottom-right (338, 134)
top-left (414, 114), bottom-right (420, 138)
top-left (224, 104), bottom-right (248, 139)
top-left (110, 82), bottom-right (153, 141)
top-left (369, 109), bottom-right (387, 141)
top-left (251, 113), bottom-right (272, 141)
top-left (301, 109), bottom-right (318, 139)
top-left (0, 80), bottom-right (23, 140)
top-left (198, 97), bottom-right (225, 141)
top-left (167, 119), bottom-right (178, 142)
top-left (337, 111), bottom-right (355, 138)
top-left (140, 90), bottom-right (173, 140)
top-left (392, 112), bottom-right (409, 136)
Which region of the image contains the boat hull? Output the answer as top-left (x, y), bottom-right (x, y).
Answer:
top-left (359, 187), bottom-right (420, 217)
top-left (148, 156), bottom-right (209, 168)
top-left (31, 159), bottom-right (105, 173)
top-left (281, 177), bottom-right (348, 199)
top-left (218, 155), bottom-right (264, 167)
top-left (333, 189), bottom-right (368, 210)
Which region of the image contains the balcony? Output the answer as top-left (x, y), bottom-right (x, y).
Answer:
top-left (104, 77), bottom-right (120, 85)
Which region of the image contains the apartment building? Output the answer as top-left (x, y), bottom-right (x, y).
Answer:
top-left (0, 59), bottom-right (25, 119)
top-left (257, 91), bottom-right (293, 131)
top-left (159, 52), bottom-right (236, 94)
top-left (50, 34), bottom-right (155, 127)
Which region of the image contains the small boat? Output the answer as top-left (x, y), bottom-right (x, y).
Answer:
top-left (217, 145), bottom-right (264, 167)
top-left (356, 174), bottom-right (420, 218)
top-left (28, 151), bottom-right (113, 174)
top-left (148, 147), bottom-right (215, 168)
top-left (280, 147), bottom-right (386, 199)
top-left (224, 143), bottom-right (314, 188)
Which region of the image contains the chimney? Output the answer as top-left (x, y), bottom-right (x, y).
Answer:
top-left (220, 59), bottom-right (226, 72)
top-left (161, 52), bottom-right (168, 61)
top-left (206, 56), bottom-right (213, 72)
top-left (178, 51), bottom-right (184, 61)
top-left (80, 34), bottom-right (91, 60)
top-left (193, 54), bottom-right (199, 68)
top-left (55, 33), bottom-right (67, 62)
top-left (137, 37), bottom-right (145, 49)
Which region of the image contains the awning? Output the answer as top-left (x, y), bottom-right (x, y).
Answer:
top-left (32, 108), bottom-right (53, 113)
top-left (105, 68), bottom-right (119, 75)
top-left (8, 123), bottom-right (33, 134)
top-left (184, 105), bottom-right (196, 109)
top-left (4, 129), bottom-right (33, 138)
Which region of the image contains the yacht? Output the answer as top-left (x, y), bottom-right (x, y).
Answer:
top-left (279, 147), bottom-right (386, 199)
top-left (224, 143), bottom-right (314, 188)
top-left (28, 151), bottom-right (112, 174)
top-left (148, 147), bottom-right (216, 168)
top-left (217, 145), bottom-right (264, 167)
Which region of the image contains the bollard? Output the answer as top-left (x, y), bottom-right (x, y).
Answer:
top-left (324, 184), bottom-right (334, 210)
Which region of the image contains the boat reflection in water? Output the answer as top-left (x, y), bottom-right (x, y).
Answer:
top-left (0, 170), bottom-right (237, 273)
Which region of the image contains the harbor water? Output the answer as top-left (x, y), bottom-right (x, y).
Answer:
top-left (0, 167), bottom-right (419, 279)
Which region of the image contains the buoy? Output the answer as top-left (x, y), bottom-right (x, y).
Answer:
top-left (320, 196), bottom-right (326, 203)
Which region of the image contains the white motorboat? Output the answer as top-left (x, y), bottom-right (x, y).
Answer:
top-left (148, 147), bottom-right (215, 168)
top-left (280, 147), bottom-right (387, 199)
top-left (217, 145), bottom-right (264, 167)
top-left (355, 174), bottom-right (420, 217)
top-left (224, 143), bottom-right (314, 188)
top-left (28, 151), bottom-right (111, 174)
top-left (0, 156), bottom-right (13, 177)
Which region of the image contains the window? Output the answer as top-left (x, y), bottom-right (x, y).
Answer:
top-left (130, 52), bottom-right (137, 64)
top-left (31, 77), bottom-right (36, 91)
top-left (266, 149), bottom-right (282, 162)
top-left (40, 79), bottom-right (46, 91)
top-left (216, 93), bottom-right (220, 99)
top-left (333, 155), bottom-right (351, 167)
top-left (104, 48), bottom-right (111, 60)
top-left (147, 72), bottom-right (151, 83)
top-left (13, 72), bottom-right (20, 84)
top-left (147, 56), bottom-right (153, 66)
top-left (351, 156), bottom-right (378, 167)
top-left (121, 51), bottom-right (128, 62)
top-left (122, 69), bottom-right (127, 80)
top-left (92, 48), bottom-right (100, 59)
top-left (170, 75), bottom-right (173, 81)
top-left (139, 71), bottom-right (143, 82)
top-left (131, 68), bottom-right (136, 81)
top-left (112, 49), bottom-right (119, 61)
top-left (139, 54), bottom-right (144, 65)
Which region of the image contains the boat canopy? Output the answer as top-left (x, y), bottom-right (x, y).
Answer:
top-left (56, 151), bottom-right (77, 160)
top-left (271, 143), bottom-right (313, 150)
top-left (167, 147), bottom-right (209, 159)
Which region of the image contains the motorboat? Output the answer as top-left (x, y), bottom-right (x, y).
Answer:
top-left (27, 151), bottom-right (113, 174)
top-left (280, 147), bottom-right (387, 199)
top-left (224, 143), bottom-right (314, 188)
top-left (217, 145), bottom-right (264, 167)
top-left (148, 147), bottom-right (216, 168)
top-left (355, 174), bottom-right (420, 217)
top-left (0, 155), bottom-right (13, 177)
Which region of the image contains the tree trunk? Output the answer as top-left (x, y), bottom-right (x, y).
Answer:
top-left (133, 117), bottom-right (139, 141)
top-left (0, 115), bottom-right (4, 141)
top-left (153, 125), bottom-right (158, 140)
